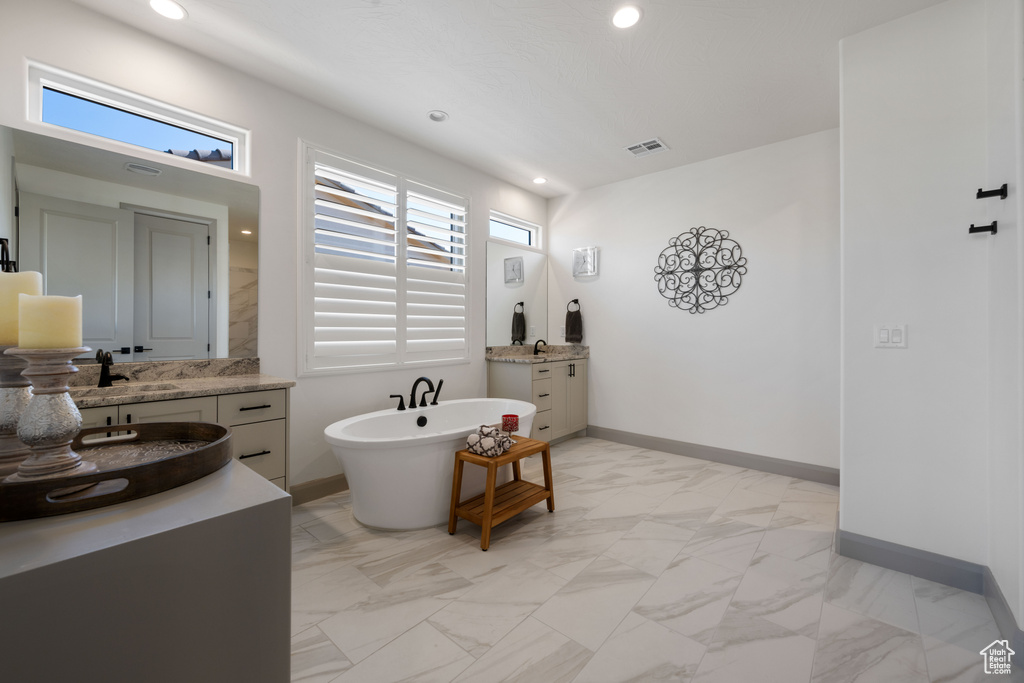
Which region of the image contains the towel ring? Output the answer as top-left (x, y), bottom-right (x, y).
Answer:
top-left (566, 298), bottom-right (580, 312)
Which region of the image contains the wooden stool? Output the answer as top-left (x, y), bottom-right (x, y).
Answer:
top-left (448, 436), bottom-right (554, 550)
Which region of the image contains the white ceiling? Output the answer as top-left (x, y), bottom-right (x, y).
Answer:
top-left (71, 0), bottom-right (946, 198)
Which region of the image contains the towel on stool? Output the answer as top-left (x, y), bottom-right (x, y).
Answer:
top-left (466, 424), bottom-right (512, 457)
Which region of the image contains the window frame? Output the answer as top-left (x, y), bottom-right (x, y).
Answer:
top-left (489, 210), bottom-right (542, 250)
top-left (299, 142), bottom-right (472, 376)
top-left (28, 61), bottom-right (250, 175)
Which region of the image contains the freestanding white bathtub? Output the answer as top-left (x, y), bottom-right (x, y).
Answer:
top-left (324, 398), bottom-right (536, 530)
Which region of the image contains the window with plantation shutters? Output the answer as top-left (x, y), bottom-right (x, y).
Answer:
top-left (303, 146), bottom-right (469, 373)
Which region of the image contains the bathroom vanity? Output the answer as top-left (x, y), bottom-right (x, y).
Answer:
top-left (70, 359), bottom-right (294, 490)
top-left (0, 461), bottom-right (291, 683)
top-left (486, 346), bottom-right (588, 441)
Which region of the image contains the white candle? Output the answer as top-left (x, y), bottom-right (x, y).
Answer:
top-left (18, 294), bottom-right (83, 349)
top-left (0, 272), bottom-right (43, 345)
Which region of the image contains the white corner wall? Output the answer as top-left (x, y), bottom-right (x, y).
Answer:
top-left (983, 0), bottom-right (1024, 627)
top-left (840, 0), bottom-right (991, 566)
top-left (0, 0), bottom-right (547, 485)
top-left (0, 126), bottom-right (12, 243)
top-left (548, 129), bottom-right (840, 469)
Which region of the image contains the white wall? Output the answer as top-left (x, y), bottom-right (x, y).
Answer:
top-left (548, 129), bottom-right (840, 469)
top-left (0, 0), bottom-right (547, 485)
top-left (0, 126), bottom-right (13, 245)
top-left (841, 0), bottom-right (992, 567)
top-left (983, 0), bottom-right (1024, 626)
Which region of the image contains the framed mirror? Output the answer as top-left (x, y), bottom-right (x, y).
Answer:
top-left (486, 241), bottom-right (547, 347)
top-left (3, 125), bottom-right (259, 362)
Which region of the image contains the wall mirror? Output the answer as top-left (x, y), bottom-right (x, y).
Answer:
top-left (486, 241), bottom-right (547, 347)
top-left (4, 125), bottom-right (259, 362)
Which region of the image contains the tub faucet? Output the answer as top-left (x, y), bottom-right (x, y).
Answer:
top-left (533, 339), bottom-right (547, 355)
top-left (409, 377), bottom-right (435, 408)
top-left (96, 350), bottom-right (129, 388)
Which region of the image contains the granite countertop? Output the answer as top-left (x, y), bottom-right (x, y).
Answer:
top-left (69, 373), bottom-right (295, 408)
top-left (65, 358), bottom-right (295, 408)
top-left (485, 344), bottom-right (589, 364)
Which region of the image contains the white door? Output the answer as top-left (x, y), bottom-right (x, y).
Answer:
top-left (18, 193), bottom-right (134, 359)
top-left (133, 213), bottom-right (211, 361)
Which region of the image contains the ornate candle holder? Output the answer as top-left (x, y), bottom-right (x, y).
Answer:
top-left (0, 345), bottom-right (32, 477)
top-left (3, 346), bottom-right (96, 482)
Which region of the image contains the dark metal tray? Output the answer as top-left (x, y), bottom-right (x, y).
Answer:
top-left (0, 422), bottom-right (232, 522)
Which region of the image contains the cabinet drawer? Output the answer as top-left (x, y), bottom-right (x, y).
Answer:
top-left (219, 389), bottom-right (287, 426)
top-left (231, 419), bottom-right (286, 480)
top-left (532, 378), bottom-right (552, 411)
top-left (532, 409), bottom-right (552, 439)
top-left (532, 363), bottom-right (554, 380)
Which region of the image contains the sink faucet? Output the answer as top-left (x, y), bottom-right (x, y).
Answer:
top-left (533, 339), bottom-right (547, 356)
top-left (409, 376), bottom-right (435, 408)
top-left (96, 350), bottom-right (130, 388)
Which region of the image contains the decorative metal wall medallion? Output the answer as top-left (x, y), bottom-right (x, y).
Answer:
top-left (654, 227), bottom-right (747, 313)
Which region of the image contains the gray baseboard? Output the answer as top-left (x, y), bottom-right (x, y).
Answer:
top-left (585, 425), bottom-right (840, 486)
top-left (984, 566), bottom-right (1024, 657)
top-left (837, 530), bottom-right (1023, 655)
top-left (836, 529), bottom-right (986, 593)
top-left (289, 473), bottom-right (348, 506)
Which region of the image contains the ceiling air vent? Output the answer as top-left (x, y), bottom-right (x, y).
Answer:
top-left (124, 162), bottom-right (162, 176)
top-left (625, 137), bottom-right (669, 158)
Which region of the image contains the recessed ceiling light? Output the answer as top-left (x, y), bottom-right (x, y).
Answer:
top-left (427, 110), bottom-right (449, 123)
top-left (533, 177), bottom-right (547, 184)
top-left (612, 6), bottom-right (641, 28)
top-left (150, 0), bottom-right (187, 20)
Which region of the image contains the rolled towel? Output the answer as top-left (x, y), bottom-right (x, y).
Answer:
top-left (466, 424), bottom-right (513, 457)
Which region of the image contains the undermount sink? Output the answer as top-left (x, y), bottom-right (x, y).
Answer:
top-left (70, 382), bottom-right (181, 397)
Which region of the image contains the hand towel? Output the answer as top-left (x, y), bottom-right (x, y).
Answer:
top-left (565, 299), bottom-right (583, 343)
top-left (511, 302), bottom-right (526, 344)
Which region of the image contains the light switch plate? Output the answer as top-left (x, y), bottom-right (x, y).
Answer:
top-left (874, 324), bottom-right (908, 349)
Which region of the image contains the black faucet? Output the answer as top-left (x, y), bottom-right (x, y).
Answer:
top-left (409, 376), bottom-right (435, 408)
top-left (533, 339), bottom-right (547, 355)
top-left (96, 350), bottom-right (129, 388)
top-left (430, 379), bottom-right (444, 405)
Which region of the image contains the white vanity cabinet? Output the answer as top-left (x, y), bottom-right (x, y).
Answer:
top-left (488, 359), bottom-right (587, 441)
top-left (219, 389), bottom-right (288, 490)
top-left (80, 396), bottom-right (218, 429)
top-left (77, 388), bottom-right (289, 490)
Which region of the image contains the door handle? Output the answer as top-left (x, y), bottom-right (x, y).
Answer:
top-left (134, 346), bottom-right (153, 353)
top-left (239, 450), bottom-right (271, 460)
top-left (538, 393), bottom-right (550, 398)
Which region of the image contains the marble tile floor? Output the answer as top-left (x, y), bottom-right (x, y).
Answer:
top-left (290, 437), bottom-right (1020, 683)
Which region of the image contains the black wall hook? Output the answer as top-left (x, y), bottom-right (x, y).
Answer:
top-left (977, 184), bottom-right (1008, 200)
top-left (969, 221), bottom-right (998, 235)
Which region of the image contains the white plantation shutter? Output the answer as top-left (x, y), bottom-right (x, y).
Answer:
top-left (404, 182), bottom-right (468, 363)
top-left (305, 147), bottom-right (469, 372)
top-left (310, 153), bottom-right (400, 370)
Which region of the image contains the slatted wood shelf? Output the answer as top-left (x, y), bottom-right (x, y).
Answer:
top-left (448, 436), bottom-right (554, 550)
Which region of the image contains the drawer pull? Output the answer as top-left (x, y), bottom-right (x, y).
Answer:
top-left (239, 450), bottom-right (271, 460)
top-left (238, 404), bottom-right (272, 411)
top-left (538, 425), bottom-right (550, 430)
top-left (538, 393), bottom-right (550, 398)
top-left (538, 369), bottom-right (549, 373)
